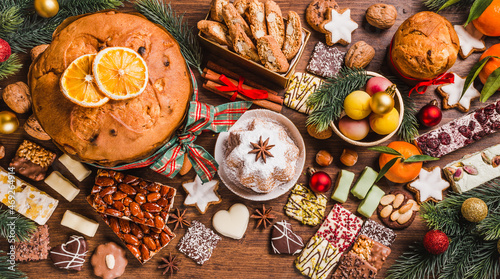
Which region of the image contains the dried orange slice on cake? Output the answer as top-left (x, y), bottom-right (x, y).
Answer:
top-left (93, 47), bottom-right (148, 100)
top-left (60, 54), bottom-right (109, 107)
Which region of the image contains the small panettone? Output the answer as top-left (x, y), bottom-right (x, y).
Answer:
top-left (390, 11), bottom-right (459, 81)
top-left (28, 11), bottom-right (192, 166)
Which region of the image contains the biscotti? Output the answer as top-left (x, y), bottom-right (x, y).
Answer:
top-left (198, 20), bottom-right (230, 45)
top-left (223, 3), bottom-right (252, 38)
top-left (265, 0), bottom-right (285, 48)
top-left (231, 24), bottom-right (260, 62)
top-left (282, 11), bottom-right (302, 60)
top-left (234, 0), bottom-right (250, 18)
top-left (257, 35), bottom-right (289, 73)
top-left (248, 0), bottom-right (267, 40)
top-left (210, 0), bottom-right (229, 22)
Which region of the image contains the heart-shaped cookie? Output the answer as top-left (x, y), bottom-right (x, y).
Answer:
top-left (212, 203), bottom-right (249, 239)
top-left (50, 235), bottom-right (88, 271)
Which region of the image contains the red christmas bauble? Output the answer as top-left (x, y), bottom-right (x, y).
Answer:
top-left (423, 230), bottom-right (449, 255)
top-left (309, 171), bottom-right (332, 193)
top-left (0, 38), bottom-right (11, 63)
top-left (418, 100), bottom-right (442, 127)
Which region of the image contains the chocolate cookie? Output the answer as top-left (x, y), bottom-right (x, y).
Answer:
top-left (91, 242), bottom-right (128, 279)
top-left (306, 0), bottom-right (339, 32)
top-left (377, 189), bottom-right (418, 230)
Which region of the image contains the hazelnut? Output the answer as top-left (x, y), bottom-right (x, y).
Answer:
top-left (316, 150), bottom-right (333, 167)
top-left (345, 41), bottom-right (375, 69)
top-left (30, 44), bottom-right (49, 61)
top-left (23, 114), bottom-right (51, 141)
top-left (2, 81), bottom-right (31, 114)
top-left (340, 149), bottom-right (358, 167)
top-left (366, 4), bottom-right (397, 29)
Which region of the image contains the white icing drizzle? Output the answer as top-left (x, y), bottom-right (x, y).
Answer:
top-left (454, 24), bottom-right (485, 57)
top-left (183, 176), bottom-right (220, 213)
top-left (271, 220), bottom-right (304, 254)
top-left (323, 9), bottom-right (358, 44)
top-left (441, 73), bottom-right (480, 110)
top-left (410, 168), bottom-right (450, 202)
top-left (51, 235), bottom-right (87, 269)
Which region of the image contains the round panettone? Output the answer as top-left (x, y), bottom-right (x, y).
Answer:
top-left (29, 11), bottom-right (192, 166)
top-left (391, 11), bottom-right (459, 80)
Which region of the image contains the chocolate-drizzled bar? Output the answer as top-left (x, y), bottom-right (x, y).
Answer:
top-left (101, 214), bottom-right (175, 264)
top-left (10, 140), bottom-right (56, 181)
top-left (87, 169), bottom-right (175, 229)
top-left (415, 100), bottom-right (500, 157)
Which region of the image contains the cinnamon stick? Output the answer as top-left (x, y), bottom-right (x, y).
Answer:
top-left (206, 61), bottom-right (279, 96)
top-left (203, 80), bottom-right (282, 113)
top-left (202, 68), bottom-right (283, 105)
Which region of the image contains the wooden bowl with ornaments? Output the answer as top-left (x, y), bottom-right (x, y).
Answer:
top-left (330, 71), bottom-right (404, 147)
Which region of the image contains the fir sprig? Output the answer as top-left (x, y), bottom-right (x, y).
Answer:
top-left (0, 251), bottom-right (27, 279)
top-left (0, 54), bottom-right (22, 80)
top-left (306, 67), bottom-right (368, 132)
top-left (423, 0), bottom-right (475, 10)
top-left (476, 210), bottom-right (500, 241)
top-left (133, 0), bottom-right (203, 74)
top-left (0, 209), bottom-right (37, 242)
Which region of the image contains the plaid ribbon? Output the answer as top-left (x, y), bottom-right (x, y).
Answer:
top-left (91, 69), bottom-right (252, 183)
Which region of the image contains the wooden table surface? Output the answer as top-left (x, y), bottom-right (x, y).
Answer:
top-left (0, 1), bottom-right (497, 278)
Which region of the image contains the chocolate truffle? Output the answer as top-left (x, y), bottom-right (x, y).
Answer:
top-left (271, 220), bottom-right (304, 254)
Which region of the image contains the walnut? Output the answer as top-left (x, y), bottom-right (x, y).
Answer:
top-left (30, 44), bottom-right (49, 61)
top-left (24, 114), bottom-right (51, 141)
top-left (345, 41), bottom-right (375, 69)
top-left (2, 81), bottom-right (31, 114)
top-left (366, 4), bottom-right (397, 29)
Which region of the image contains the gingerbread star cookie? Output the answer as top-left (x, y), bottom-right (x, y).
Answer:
top-left (437, 72), bottom-right (481, 112)
top-left (407, 167), bottom-right (450, 204)
top-left (454, 24), bottom-right (485, 59)
top-left (319, 8), bottom-right (358, 46)
top-left (182, 176), bottom-right (222, 214)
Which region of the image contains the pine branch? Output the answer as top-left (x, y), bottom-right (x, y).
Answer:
top-left (398, 91), bottom-right (420, 142)
top-left (133, 0), bottom-right (203, 74)
top-left (386, 243), bottom-right (445, 279)
top-left (421, 202), bottom-right (472, 237)
top-left (0, 208), bottom-right (37, 242)
top-left (465, 240), bottom-right (500, 279)
top-left (423, 0), bottom-right (476, 10)
top-left (0, 251), bottom-right (27, 279)
top-left (438, 235), bottom-right (480, 279)
top-left (0, 6), bottom-right (24, 37)
top-left (0, 53), bottom-right (22, 80)
top-left (476, 210), bottom-right (500, 241)
top-left (306, 67), bottom-right (368, 132)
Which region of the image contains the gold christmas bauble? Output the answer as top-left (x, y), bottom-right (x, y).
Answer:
top-left (34, 0), bottom-right (59, 18)
top-left (369, 92), bottom-right (394, 115)
top-left (0, 111), bottom-right (19, 134)
top-left (461, 197), bottom-right (488, 223)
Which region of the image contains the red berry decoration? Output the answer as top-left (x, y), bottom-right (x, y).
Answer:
top-left (308, 169), bottom-right (332, 193)
top-left (0, 38), bottom-right (11, 63)
top-left (423, 230), bottom-right (449, 255)
top-left (418, 99), bottom-right (442, 127)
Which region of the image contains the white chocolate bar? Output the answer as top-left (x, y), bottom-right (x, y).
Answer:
top-left (61, 210), bottom-right (99, 237)
top-left (285, 72), bottom-right (323, 114)
top-left (0, 167), bottom-right (58, 225)
top-left (58, 154), bottom-right (92, 181)
top-left (44, 171), bottom-right (80, 202)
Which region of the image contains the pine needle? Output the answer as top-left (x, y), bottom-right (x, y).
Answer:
top-left (423, 0), bottom-right (476, 10)
top-left (476, 210), bottom-right (500, 241)
top-left (0, 209), bottom-right (37, 242)
top-left (0, 251), bottom-right (27, 279)
top-left (0, 6), bottom-right (24, 37)
top-left (0, 53), bottom-right (22, 81)
top-left (133, 0), bottom-right (203, 74)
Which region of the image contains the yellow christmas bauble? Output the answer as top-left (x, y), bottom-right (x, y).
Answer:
top-left (370, 92), bottom-right (394, 115)
top-left (34, 0), bottom-right (59, 18)
top-left (0, 111), bottom-right (19, 134)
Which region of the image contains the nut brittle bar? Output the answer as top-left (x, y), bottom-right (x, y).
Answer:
top-left (101, 214), bottom-right (175, 264)
top-left (9, 140), bottom-right (56, 181)
top-left (87, 169), bottom-right (175, 229)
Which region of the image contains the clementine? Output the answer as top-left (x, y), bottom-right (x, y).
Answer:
top-left (478, 43), bottom-right (500, 84)
top-left (379, 141), bottom-right (422, 183)
top-left (472, 0), bottom-right (500, 37)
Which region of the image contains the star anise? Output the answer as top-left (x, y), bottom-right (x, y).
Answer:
top-left (167, 208), bottom-right (190, 231)
top-left (248, 136), bottom-right (274, 163)
top-left (250, 204), bottom-right (276, 229)
top-left (158, 253), bottom-right (180, 276)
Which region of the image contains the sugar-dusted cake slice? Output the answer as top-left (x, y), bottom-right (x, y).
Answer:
top-left (177, 220), bottom-right (221, 265)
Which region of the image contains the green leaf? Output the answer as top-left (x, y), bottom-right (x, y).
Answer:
top-left (462, 56), bottom-right (496, 99)
top-left (464, 0), bottom-right (494, 26)
top-left (480, 66), bottom-right (500, 102)
top-left (375, 157), bottom-right (400, 183)
top-left (438, 0), bottom-right (462, 11)
top-left (368, 146), bottom-right (402, 156)
top-left (404, 155), bottom-right (440, 163)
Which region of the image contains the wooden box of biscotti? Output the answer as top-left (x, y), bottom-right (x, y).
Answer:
top-left (198, 0), bottom-right (310, 87)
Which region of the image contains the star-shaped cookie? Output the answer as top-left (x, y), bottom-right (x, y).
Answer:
top-left (454, 24), bottom-right (485, 59)
top-left (182, 176), bottom-right (222, 214)
top-left (319, 8), bottom-right (358, 46)
top-left (437, 72), bottom-right (481, 112)
top-left (407, 167), bottom-right (450, 204)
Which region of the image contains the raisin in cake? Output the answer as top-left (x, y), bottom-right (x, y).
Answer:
top-left (224, 118), bottom-right (299, 193)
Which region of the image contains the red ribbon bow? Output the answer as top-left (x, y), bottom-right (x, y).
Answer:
top-left (216, 74), bottom-right (268, 101)
top-left (409, 72), bottom-right (455, 96)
